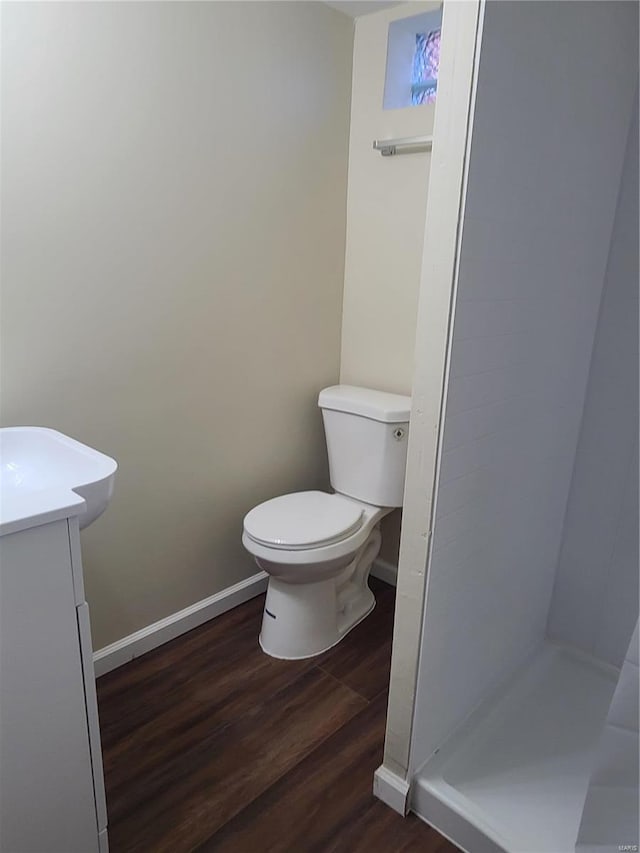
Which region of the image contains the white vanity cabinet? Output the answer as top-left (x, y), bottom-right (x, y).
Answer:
top-left (0, 516), bottom-right (108, 853)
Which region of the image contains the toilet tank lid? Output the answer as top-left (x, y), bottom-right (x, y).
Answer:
top-left (318, 385), bottom-right (411, 423)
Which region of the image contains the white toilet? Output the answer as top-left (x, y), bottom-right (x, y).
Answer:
top-left (242, 385), bottom-right (411, 659)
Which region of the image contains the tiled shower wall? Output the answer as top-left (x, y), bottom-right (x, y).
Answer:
top-left (576, 621), bottom-right (640, 849)
top-left (547, 98), bottom-right (639, 668)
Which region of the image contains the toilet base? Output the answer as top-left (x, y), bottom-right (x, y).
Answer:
top-left (259, 578), bottom-right (375, 660)
top-left (259, 527), bottom-right (381, 660)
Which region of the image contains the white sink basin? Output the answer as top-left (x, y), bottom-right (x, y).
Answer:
top-left (0, 427), bottom-right (117, 535)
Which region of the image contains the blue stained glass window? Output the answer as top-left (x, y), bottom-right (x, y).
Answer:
top-left (411, 28), bottom-right (441, 105)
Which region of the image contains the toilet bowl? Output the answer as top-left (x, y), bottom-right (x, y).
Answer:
top-left (242, 385), bottom-right (411, 660)
top-left (243, 490), bottom-right (391, 658)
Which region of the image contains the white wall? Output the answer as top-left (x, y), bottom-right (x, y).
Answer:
top-left (410, 0), bottom-right (638, 769)
top-left (548, 98), bottom-right (639, 668)
top-left (380, 0), bottom-right (481, 780)
top-left (576, 622), bottom-right (639, 851)
top-left (0, 1), bottom-right (353, 649)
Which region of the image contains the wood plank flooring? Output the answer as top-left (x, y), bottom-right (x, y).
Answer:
top-left (97, 578), bottom-right (459, 852)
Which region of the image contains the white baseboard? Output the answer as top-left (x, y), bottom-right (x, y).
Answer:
top-left (370, 557), bottom-right (397, 587)
top-left (93, 571), bottom-right (268, 677)
top-left (94, 559), bottom-right (395, 678)
top-left (373, 764), bottom-right (410, 815)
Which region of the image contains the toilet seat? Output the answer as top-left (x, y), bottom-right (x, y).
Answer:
top-left (243, 491), bottom-right (364, 551)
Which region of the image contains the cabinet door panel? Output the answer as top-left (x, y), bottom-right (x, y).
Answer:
top-left (0, 521), bottom-right (99, 853)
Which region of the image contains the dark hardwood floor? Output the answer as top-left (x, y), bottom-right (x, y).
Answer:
top-left (97, 578), bottom-right (459, 853)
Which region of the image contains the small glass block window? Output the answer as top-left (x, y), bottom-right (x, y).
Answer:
top-left (411, 28), bottom-right (441, 105)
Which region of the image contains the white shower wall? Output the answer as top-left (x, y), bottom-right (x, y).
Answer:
top-left (548, 99), bottom-right (639, 668)
top-left (576, 622), bottom-right (640, 851)
top-left (410, 0), bottom-right (639, 770)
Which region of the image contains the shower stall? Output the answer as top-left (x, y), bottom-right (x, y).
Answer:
top-left (376, 2), bottom-right (639, 852)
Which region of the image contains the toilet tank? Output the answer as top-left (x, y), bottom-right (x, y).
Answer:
top-left (318, 385), bottom-right (411, 508)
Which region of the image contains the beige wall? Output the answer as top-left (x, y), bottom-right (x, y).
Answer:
top-left (339, 1), bottom-right (439, 564)
top-left (0, 1), bottom-right (353, 648)
top-left (340, 1), bottom-right (438, 395)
